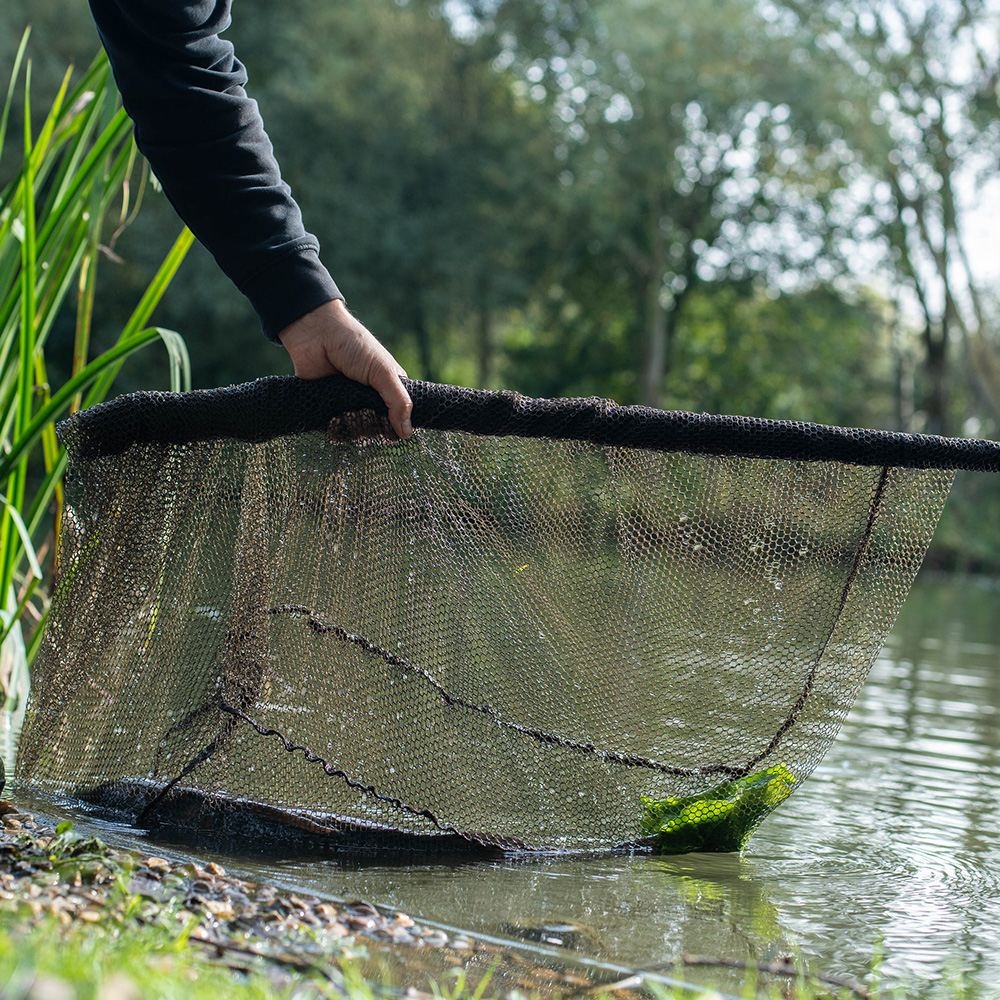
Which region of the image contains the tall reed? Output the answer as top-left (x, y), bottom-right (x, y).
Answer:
top-left (0, 32), bottom-right (192, 716)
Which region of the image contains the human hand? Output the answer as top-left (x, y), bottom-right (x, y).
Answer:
top-left (278, 298), bottom-right (413, 439)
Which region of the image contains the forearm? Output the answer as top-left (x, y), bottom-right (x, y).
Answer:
top-left (88, 0), bottom-right (342, 339)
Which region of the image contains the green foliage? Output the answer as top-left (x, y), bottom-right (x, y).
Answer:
top-left (0, 34), bottom-right (191, 705)
top-left (640, 765), bottom-right (797, 854)
top-left (664, 283), bottom-right (897, 425)
top-left (5, 0), bottom-right (999, 566)
top-left (0, 909), bottom-right (308, 1000)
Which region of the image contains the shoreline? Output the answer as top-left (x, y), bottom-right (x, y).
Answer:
top-left (0, 801), bottom-right (631, 999)
top-left (0, 801), bottom-right (873, 1000)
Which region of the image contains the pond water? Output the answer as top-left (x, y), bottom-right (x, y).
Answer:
top-left (5, 575), bottom-right (1000, 997)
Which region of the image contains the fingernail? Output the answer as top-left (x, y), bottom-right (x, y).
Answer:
top-left (402, 419), bottom-right (413, 438)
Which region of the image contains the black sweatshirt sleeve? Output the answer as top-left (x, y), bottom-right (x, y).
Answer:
top-left (88, 0), bottom-right (343, 341)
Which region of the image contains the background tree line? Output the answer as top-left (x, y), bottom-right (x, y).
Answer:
top-left (4, 0), bottom-right (1000, 566)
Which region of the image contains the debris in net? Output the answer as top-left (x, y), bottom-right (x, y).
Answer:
top-left (639, 764), bottom-right (796, 853)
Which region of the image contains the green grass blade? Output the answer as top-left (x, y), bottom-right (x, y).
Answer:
top-left (4, 61), bottom-right (38, 599)
top-left (0, 576), bottom-right (39, 650)
top-left (0, 28), bottom-right (30, 164)
top-left (24, 605), bottom-right (48, 666)
top-left (0, 41), bottom-right (191, 676)
top-left (25, 452), bottom-right (68, 538)
top-left (0, 326), bottom-right (174, 484)
top-left (0, 495), bottom-right (41, 581)
top-left (119, 227), bottom-right (195, 344)
top-left (153, 327), bottom-right (192, 394)
top-left (84, 227), bottom-right (195, 405)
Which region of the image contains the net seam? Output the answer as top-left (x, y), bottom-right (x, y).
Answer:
top-left (269, 604), bottom-right (746, 779)
top-left (737, 464), bottom-right (891, 775)
top-left (216, 699), bottom-right (468, 840)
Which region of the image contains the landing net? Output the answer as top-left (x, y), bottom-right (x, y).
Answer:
top-left (16, 377), bottom-right (1000, 852)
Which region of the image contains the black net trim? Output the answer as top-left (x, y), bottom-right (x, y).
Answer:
top-left (60, 374), bottom-right (1000, 472)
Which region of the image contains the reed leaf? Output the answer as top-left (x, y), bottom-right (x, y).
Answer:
top-left (0, 32), bottom-right (192, 699)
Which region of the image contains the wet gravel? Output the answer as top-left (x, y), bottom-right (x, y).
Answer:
top-left (0, 802), bottom-right (617, 999)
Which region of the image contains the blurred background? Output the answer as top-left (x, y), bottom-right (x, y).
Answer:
top-left (3, 0), bottom-right (1000, 567)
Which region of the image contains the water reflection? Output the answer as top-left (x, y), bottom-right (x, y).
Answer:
top-left (757, 576), bottom-right (1000, 993)
top-left (7, 576), bottom-right (1000, 997)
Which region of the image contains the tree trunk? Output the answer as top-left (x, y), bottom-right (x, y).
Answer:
top-left (412, 299), bottom-right (437, 383)
top-left (477, 301), bottom-right (493, 388)
top-left (640, 192), bottom-right (667, 407)
top-left (922, 321), bottom-right (948, 436)
top-left (641, 276), bottom-right (667, 407)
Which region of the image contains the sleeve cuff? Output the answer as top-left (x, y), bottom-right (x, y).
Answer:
top-left (242, 246), bottom-right (344, 342)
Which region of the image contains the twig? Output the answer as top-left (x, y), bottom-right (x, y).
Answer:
top-left (187, 934), bottom-right (348, 996)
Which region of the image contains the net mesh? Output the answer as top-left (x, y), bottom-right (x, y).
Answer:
top-left (18, 377), bottom-right (999, 853)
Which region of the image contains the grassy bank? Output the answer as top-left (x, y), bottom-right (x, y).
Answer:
top-left (0, 804), bottom-right (882, 1000)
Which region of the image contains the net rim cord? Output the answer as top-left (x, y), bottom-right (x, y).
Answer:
top-left (58, 374), bottom-right (1000, 473)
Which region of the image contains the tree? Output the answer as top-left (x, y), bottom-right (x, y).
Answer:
top-left (474, 0), bottom-right (879, 405)
top-left (774, 0), bottom-right (1000, 435)
top-left (224, 0), bottom-right (563, 386)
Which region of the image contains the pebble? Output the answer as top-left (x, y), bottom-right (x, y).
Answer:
top-left (0, 803), bottom-right (627, 1000)
top-left (24, 974), bottom-right (74, 1000)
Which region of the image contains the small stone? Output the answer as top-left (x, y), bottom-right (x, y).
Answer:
top-left (127, 876), bottom-right (163, 900)
top-left (345, 914), bottom-right (376, 931)
top-left (5, 819), bottom-right (22, 830)
top-left (328, 923), bottom-right (349, 939)
top-left (97, 973), bottom-right (142, 1000)
top-left (602, 976), bottom-right (644, 992)
top-left (143, 857), bottom-right (170, 872)
top-left (203, 900), bottom-right (234, 919)
top-left (451, 938), bottom-right (473, 951)
top-left (205, 862), bottom-right (226, 876)
top-left (80, 909), bottom-right (102, 922)
top-left (25, 974), bottom-right (74, 1000)
top-left (393, 912), bottom-right (415, 927)
top-left (315, 903), bottom-right (338, 919)
top-left (345, 900), bottom-right (380, 916)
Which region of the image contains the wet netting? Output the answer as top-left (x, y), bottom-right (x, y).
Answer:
top-left (16, 377), bottom-right (1000, 853)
